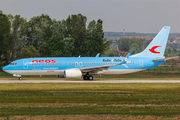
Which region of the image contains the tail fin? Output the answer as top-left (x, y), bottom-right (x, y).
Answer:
top-left (131, 26), bottom-right (171, 58)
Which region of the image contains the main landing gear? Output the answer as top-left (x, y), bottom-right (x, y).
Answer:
top-left (83, 74), bottom-right (93, 81)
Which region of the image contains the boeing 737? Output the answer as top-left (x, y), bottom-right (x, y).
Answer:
top-left (3, 26), bottom-right (177, 80)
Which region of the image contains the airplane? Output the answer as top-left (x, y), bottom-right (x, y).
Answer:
top-left (3, 26), bottom-right (178, 81)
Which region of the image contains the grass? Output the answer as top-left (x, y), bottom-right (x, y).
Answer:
top-left (0, 83), bottom-right (180, 119)
top-left (145, 67), bottom-right (180, 73)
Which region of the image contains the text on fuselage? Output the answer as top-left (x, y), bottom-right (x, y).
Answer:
top-left (32, 59), bottom-right (56, 63)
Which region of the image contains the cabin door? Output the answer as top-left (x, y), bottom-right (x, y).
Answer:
top-left (23, 60), bottom-right (28, 69)
top-left (75, 62), bottom-right (83, 68)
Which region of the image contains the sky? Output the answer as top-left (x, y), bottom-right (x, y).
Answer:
top-left (0, 0), bottom-right (179, 33)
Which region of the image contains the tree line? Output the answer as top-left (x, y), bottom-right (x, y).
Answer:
top-left (0, 11), bottom-right (110, 69)
top-left (104, 37), bottom-right (180, 57)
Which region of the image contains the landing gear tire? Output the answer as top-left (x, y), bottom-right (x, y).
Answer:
top-left (88, 75), bottom-right (93, 81)
top-left (19, 77), bottom-right (22, 81)
top-left (83, 75), bottom-right (89, 80)
top-left (83, 75), bottom-right (93, 81)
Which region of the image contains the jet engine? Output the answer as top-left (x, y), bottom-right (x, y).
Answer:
top-left (57, 75), bottom-right (65, 78)
top-left (64, 69), bottom-right (82, 78)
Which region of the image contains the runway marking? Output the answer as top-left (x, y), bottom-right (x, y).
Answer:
top-left (0, 80), bottom-right (180, 83)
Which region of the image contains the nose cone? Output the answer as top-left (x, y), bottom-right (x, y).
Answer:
top-left (2, 65), bottom-right (9, 71)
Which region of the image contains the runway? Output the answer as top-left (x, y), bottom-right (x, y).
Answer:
top-left (0, 80), bottom-right (180, 83)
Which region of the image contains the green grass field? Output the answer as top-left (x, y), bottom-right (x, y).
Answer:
top-left (0, 83), bottom-right (180, 120)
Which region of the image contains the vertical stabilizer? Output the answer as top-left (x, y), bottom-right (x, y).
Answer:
top-left (131, 26), bottom-right (171, 58)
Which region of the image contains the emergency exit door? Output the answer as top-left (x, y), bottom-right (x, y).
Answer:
top-left (139, 59), bottom-right (143, 68)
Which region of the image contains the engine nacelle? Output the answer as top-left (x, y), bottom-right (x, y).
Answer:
top-left (57, 75), bottom-right (65, 78)
top-left (64, 69), bottom-right (82, 78)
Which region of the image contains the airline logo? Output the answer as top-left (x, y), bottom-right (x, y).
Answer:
top-left (149, 46), bottom-right (162, 54)
top-left (111, 59), bottom-right (114, 62)
top-left (32, 59), bottom-right (56, 63)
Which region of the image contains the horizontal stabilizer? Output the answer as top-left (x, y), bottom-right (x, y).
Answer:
top-left (153, 56), bottom-right (179, 62)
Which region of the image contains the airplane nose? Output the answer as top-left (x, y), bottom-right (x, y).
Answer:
top-left (2, 65), bottom-right (8, 71)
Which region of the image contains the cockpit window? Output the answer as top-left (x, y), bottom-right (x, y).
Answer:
top-left (10, 63), bottom-right (17, 65)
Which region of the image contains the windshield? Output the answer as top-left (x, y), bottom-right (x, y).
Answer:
top-left (10, 63), bottom-right (17, 65)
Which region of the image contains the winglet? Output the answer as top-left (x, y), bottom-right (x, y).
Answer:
top-left (96, 53), bottom-right (100, 57)
top-left (126, 53), bottom-right (131, 59)
top-left (121, 53), bottom-right (131, 64)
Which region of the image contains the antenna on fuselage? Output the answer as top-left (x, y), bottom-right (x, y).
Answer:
top-left (79, 55), bottom-right (81, 58)
top-left (96, 53), bottom-right (100, 57)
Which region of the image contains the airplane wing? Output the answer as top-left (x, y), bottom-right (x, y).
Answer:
top-left (153, 56), bottom-right (179, 62)
top-left (80, 53), bottom-right (131, 73)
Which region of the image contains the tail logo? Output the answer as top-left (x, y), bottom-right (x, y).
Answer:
top-left (149, 46), bottom-right (162, 54)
